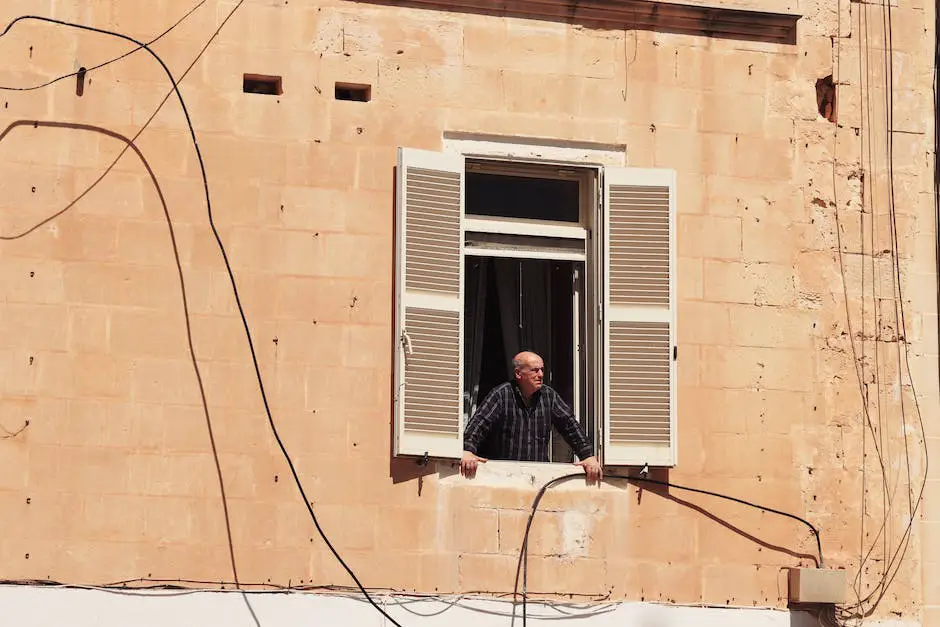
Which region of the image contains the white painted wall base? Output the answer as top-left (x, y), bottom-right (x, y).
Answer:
top-left (0, 586), bottom-right (920, 627)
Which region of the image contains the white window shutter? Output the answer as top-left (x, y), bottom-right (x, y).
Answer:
top-left (602, 167), bottom-right (677, 467)
top-left (394, 148), bottom-right (465, 460)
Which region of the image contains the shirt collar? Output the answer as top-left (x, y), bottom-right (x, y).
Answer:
top-left (511, 381), bottom-right (540, 407)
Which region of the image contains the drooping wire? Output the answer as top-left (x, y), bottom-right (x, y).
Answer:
top-left (839, 3), bottom-right (893, 615)
top-left (932, 0), bottom-right (940, 436)
top-left (836, 2), bottom-right (899, 618)
top-left (850, 0), bottom-right (930, 611)
top-left (1, 5), bottom-right (232, 242)
top-left (861, 0), bottom-right (930, 612)
top-left (0, 418), bottom-right (29, 439)
top-left (0, 0), bottom-right (208, 92)
top-left (512, 473), bottom-right (825, 627)
top-left (935, 0), bottom-right (940, 424)
top-left (835, 0), bottom-right (932, 619)
top-left (1, 6), bottom-right (260, 625)
top-left (833, 5), bottom-right (890, 613)
top-left (0, 12), bottom-right (406, 627)
top-left (0, 577), bottom-right (621, 621)
top-left (0, 120), bottom-right (258, 627)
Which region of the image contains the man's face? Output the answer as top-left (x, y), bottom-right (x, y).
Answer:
top-left (515, 356), bottom-right (544, 397)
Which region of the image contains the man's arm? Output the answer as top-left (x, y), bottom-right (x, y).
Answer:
top-left (461, 385), bottom-right (505, 478)
top-left (548, 392), bottom-right (593, 459)
top-left (549, 391), bottom-right (602, 483)
top-left (464, 385), bottom-right (504, 454)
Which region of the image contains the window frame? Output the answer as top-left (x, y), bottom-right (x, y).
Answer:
top-left (461, 158), bottom-right (599, 463)
top-left (394, 138), bottom-right (677, 470)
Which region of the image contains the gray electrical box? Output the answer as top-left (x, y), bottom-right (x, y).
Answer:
top-left (788, 568), bottom-right (846, 604)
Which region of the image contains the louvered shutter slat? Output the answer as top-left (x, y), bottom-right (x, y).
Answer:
top-left (394, 149), bottom-right (465, 460)
top-left (604, 169), bottom-right (677, 467)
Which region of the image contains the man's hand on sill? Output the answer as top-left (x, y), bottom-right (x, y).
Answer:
top-left (459, 451), bottom-right (603, 484)
top-left (575, 455), bottom-right (603, 485)
top-left (460, 450), bottom-right (487, 478)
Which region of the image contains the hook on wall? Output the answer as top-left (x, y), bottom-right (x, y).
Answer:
top-left (76, 66), bottom-right (87, 97)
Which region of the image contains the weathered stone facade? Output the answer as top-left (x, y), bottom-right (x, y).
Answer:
top-left (0, 0), bottom-right (936, 623)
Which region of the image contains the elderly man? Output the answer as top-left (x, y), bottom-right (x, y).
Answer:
top-left (461, 351), bottom-right (602, 482)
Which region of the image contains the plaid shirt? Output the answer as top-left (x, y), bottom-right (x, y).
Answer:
top-left (464, 382), bottom-right (593, 462)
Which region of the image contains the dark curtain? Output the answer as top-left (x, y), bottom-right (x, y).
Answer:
top-left (464, 258), bottom-right (554, 425)
top-left (493, 258), bottom-right (552, 383)
top-left (464, 258), bottom-right (489, 420)
top-left (464, 257), bottom-right (577, 461)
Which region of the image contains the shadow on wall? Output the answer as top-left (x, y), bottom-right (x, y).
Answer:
top-left (348, 0), bottom-right (800, 45)
top-left (666, 491), bottom-right (819, 567)
top-left (0, 118), bottom-right (259, 624)
top-left (621, 468), bottom-right (816, 568)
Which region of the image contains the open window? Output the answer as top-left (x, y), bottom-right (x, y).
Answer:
top-left (463, 160), bottom-right (595, 463)
top-left (393, 147), bottom-right (677, 468)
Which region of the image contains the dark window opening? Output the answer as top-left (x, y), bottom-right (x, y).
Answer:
top-left (243, 74), bottom-right (283, 95)
top-left (466, 171), bottom-right (580, 223)
top-left (464, 258), bottom-right (589, 464)
top-left (335, 82), bottom-right (371, 102)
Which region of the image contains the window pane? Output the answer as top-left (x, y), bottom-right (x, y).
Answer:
top-left (465, 172), bottom-right (580, 222)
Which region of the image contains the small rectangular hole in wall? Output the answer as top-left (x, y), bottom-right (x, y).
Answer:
top-left (243, 74), bottom-right (283, 95)
top-left (335, 82), bottom-right (371, 102)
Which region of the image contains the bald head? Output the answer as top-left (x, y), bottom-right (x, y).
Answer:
top-left (512, 351), bottom-right (541, 370)
top-left (513, 351), bottom-right (544, 400)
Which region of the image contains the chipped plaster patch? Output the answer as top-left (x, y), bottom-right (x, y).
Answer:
top-left (561, 509), bottom-right (592, 557)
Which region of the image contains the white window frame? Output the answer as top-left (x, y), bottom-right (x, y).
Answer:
top-left (442, 135), bottom-right (626, 475)
top-left (464, 216), bottom-right (587, 241)
top-left (462, 159), bottom-right (598, 464)
top-left (395, 134), bottom-right (677, 479)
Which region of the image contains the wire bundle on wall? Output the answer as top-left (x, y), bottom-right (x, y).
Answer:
top-left (829, 0), bottom-right (932, 622)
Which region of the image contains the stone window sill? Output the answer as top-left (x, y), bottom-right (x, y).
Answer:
top-left (436, 459), bottom-right (612, 491)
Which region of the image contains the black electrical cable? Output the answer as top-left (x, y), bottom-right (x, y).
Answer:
top-left (836, 5), bottom-right (899, 612)
top-left (0, 0), bottom-right (207, 92)
top-left (838, 2), bottom-right (895, 613)
top-left (0, 418), bottom-right (28, 438)
top-left (1, 8), bottom-right (260, 624)
top-left (846, 0), bottom-right (931, 614)
top-left (0, 576), bottom-right (606, 603)
top-left (830, 1), bottom-right (933, 617)
top-left (0, 577), bottom-right (621, 621)
top-left (512, 473), bottom-right (825, 627)
top-left (0, 14), bottom-right (405, 627)
top-left (929, 0), bottom-right (940, 335)
top-left (935, 0), bottom-right (940, 391)
top-left (838, 3), bottom-right (931, 619)
top-left (837, 1), bottom-right (921, 616)
top-left (0, 6), bottom-right (232, 243)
